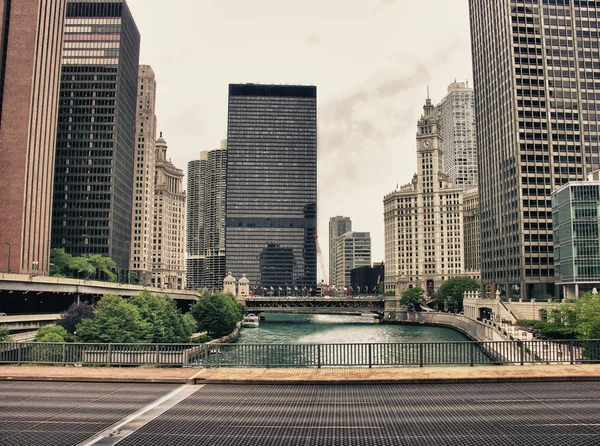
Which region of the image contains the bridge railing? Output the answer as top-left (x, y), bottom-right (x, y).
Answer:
top-left (1, 340), bottom-right (599, 367)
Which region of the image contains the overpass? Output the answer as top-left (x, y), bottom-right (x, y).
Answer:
top-left (243, 296), bottom-right (385, 316)
top-left (0, 314), bottom-right (61, 332)
top-left (0, 273), bottom-right (201, 315)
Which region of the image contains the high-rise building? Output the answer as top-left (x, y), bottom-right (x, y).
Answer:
top-left (0, 0), bottom-right (67, 275)
top-left (463, 187), bottom-right (481, 276)
top-left (225, 84), bottom-right (317, 290)
top-left (335, 232), bottom-right (371, 289)
top-left (469, 1), bottom-right (600, 299)
top-left (552, 179), bottom-right (600, 299)
top-left (130, 65), bottom-right (157, 285)
top-left (436, 81), bottom-right (478, 189)
top-left (186, 141), bottom-right (227, 291)
top-left (329, 216), bottom-right (352, 286)
top-left (152, 134), bottom-right (185, 289)
top-left (51, 0), bottom-right (140, 270)
top-left (384, 97), bottom-right (464, 296)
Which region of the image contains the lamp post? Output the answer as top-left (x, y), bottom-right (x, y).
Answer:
top-left (5, 242), bottom-right (10, 273)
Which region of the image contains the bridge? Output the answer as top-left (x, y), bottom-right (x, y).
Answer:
top-left (243, 296), bottom-right (385, 316)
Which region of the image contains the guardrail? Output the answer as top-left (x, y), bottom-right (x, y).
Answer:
top-left (1, 340), bottom-right (599, 368)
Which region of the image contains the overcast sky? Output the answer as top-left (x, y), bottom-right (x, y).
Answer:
top-left (126, 0), bottom-right (474, 280)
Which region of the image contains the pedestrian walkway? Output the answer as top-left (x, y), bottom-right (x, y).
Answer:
top-left (1, 363), bottom-right (599, 385)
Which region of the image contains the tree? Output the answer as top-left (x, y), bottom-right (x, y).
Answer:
top-left (558, 292), bottom-right (600, 339)
top-left (401, 287), bottom-right (424, 311)
top-left (435, 277), bottom-right (480, 313)
top-left (87, 254), bottom-right (117, 282)
top-left (35, 325), bottom-right (70, 342)
top-left (129, 291), bottom-right (191, 343)
top-left (75, 294), bottom-right (150, 343)
top-left (57, 302), bottom-right (95, 334)
top-left (49, 248), bottom-right (72, 277)
top-left (0, 326), bottom-right (10, 342)
top-left (66, 256), bottom-right (95, 280)
top-left (191, 292), bottom-right (242, 338)
top-left (183, 312), bottom-right (198, 335)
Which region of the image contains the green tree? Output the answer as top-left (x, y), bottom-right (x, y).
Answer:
top-left (35, 325), bottom-right (70, 342)
top-left (49, 248), bottom-right (72, 277)
top-left (558, 292), bottom-right (600, 339)
top-left (87, 254), bottom-right (117, 282)
top-left (67, 256), bottom-right (96, 280)
top-left (183, 312), bottom-right (198, 335)
top-left (129, 291), bottom-right (191, 343)
top-left (57, 302), bottom-right (95, 334)
top-left (401, 287), bottom-right (425, 311)
top-left (191, 292), bottom-right (242, 338)
top-left (75, 294), bottom-right (150, 343)
top-left (0, 326), bottom-right (10, 342)
top-left (435, 277), bottom-right (480, 313)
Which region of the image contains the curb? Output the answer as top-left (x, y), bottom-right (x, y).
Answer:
top-left (0, 375), bottom-right (189, 384)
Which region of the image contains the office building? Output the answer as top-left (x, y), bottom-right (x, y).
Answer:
top-left (186, 141), bottom-right (227, 291)
top-left (384, 97), bottom-right (464, 296)
top-left (552, 180), bottom-right (600, 299)
top-left (351, 262), bottom-right (384, 295)
top-left (436, 81), bottom-right (478, 189)
top-left (51, 0), bottom-right (140, 270)
top-left (463, 187), bottom-right (481, 276)
top-left (0, 0), bottom-right (67, 275)
top-left (329, 216), bottom-right (352, 286)
top-left (470, 1), bottom-right (600, 299)
top-left (152, 134), bottom-right (185, 289)
top-left (130, 65), bottom-right (157, 285)
top-left (335, 232), bottom-right (371, 289)
top-left (225, 84), bottom-right (317, 290)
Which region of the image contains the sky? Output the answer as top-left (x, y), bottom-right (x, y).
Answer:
top-left (126, 0), bottom-right (474, 280)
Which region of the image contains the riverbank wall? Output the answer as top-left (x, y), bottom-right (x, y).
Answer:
top-left (383, 311), bottom-right (505, 342)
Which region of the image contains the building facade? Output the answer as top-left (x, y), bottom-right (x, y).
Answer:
top-left (463, 187), bottom-right (481, 275)
top-left (152, 134), bottom-right (185, 289)
top-left (0, 0), bottom-right (67, 275)
top-left (436, 81), bottom-right (478, 189)
top-left (335, 232), bottom-right (371, 289)
top-left (552, 181), bottom-right (600, 299)
top-left (469, 1), bottom-right (600, 299)
top-left (51, 0), bottom-right (140, 270)
top-left (384, 97), bottom-right (464, 296)
top-left (186, 141), bottom-right (227, 291)
top-left (225, 84), bottom-right (317, 290)
top-left (130, 65), bottom-right (157, 285)
top-left (350, 262), bottom-right (384, 295)
top-left (328, 216), bottom-right (352, 286)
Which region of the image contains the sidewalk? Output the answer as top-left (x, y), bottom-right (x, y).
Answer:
top-left (1, 364), bottom-right (600, 385)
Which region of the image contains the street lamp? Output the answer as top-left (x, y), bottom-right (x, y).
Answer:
top-left (5, 242), bottom-right (10, 273)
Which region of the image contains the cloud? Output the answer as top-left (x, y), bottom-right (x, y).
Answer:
top-left (305, 32), bottom-right (321, 45)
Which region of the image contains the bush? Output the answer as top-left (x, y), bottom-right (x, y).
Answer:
top-left (57, 303), bottom-right (95, 334)
top-left (191, 334), bottom-right (212, 343)
top-left (35, 325), bottom-right (70, 342)
top-left (191, 292), bottom-right (242, 338)
top-left (0, 326), bottom-right (10, 342)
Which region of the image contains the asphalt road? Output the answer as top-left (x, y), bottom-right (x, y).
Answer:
top-left (1, 382), bottom-right (600, 445)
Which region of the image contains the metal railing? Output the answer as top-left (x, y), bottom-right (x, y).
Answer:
top-left (0, 340), bottom-right (599, 368)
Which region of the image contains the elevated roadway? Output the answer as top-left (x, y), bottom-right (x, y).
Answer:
top-left (243, 296), bottom-right (385, 315)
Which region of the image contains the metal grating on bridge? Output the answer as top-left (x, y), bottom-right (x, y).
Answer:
top-left (118, 382), bottom-right (600, 446)
top-left (0, 382), bottom-right (176, 446)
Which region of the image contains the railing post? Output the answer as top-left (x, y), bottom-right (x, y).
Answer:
top-left (469, 342), bottom-right (474, 367)
top-left (419, 343), bottom-right (424, 367)
top-left (317, 344), bottom-right (321, 369)
top-left (108, 343), bottom-right (112, 366)
top-left (17, 343), bottom-right (22, 365)
top-left (203, 343), bottom-right (209, 368)
top-left (519, 341), bottom-right (525, 366)
top-left (266, 345), bottom-right (270, 369)
top-left (368, 344), bottom-right (372, 368)
top-left (156, 344), bottom-right (160, 366)
top-left (569, 340), bottom-right (574, 365)
top-left (62, 343), bottom-right (66, 364)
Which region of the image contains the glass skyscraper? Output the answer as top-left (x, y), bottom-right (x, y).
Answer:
top-left (470, 1), bottom-right (600, 299)
top-left (51, 0), bottom-right (140, 270)
top-left (225, 84), bottom-right (317, 291)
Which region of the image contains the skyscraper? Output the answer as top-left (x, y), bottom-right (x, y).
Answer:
top-left (436, 81), bottom-right (478, 189)
top-left (51, 0), bottom-right (140, 270)
top-left (0, 0), bottom-right (67, 275)
top-left (130, 65), bottom-right (157, 285)
top-left (384, 97), bottom-right (464, 296)
top-left (329, 216), bottom-right (352, 286)
top-left (186, 141), bottom-right (227, 291)
top-left (152, 134), bottom-right (186, 289)
top-left (335, 232), bottom-right (371, 289)
top-left (469, 1), bottom-right (600, 299)
top-left (225, 84), bottom-right (317, 290)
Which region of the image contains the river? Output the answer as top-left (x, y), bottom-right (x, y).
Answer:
top-left (236, 313), bottom-right (471, 344)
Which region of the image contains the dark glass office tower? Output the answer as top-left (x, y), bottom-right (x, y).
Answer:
top-left (226, 84), bottom-right (317, 290)
top-left (51, 0), bottom-right (140, 270)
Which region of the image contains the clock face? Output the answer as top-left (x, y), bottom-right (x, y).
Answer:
top-left (421, 139), bottom-right (431, 149)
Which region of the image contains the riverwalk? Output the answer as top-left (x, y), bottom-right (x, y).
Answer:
top-left (1, 363), bottom-right (599, 385)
